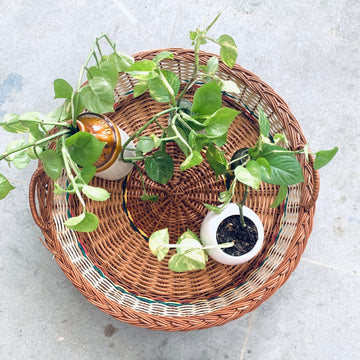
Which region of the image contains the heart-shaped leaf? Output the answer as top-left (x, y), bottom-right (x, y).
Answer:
top-left (258, 108), bottom-right (270, 137)
top-left (235, 160), bottom-right (261, 190)
top-left (82, 184), bottom-right (111, 202)
top-left (87, 62), bottom-right (119, 88)
top-left (206, 144), bottom-right (227, 176)
top-left (126, 60), bottom-right (157, 80)
top-left (64, 212), bottom-right (99, 232)
top-left (0, 174), bottom-right (15, 200)
top-left (66, 131), bottom-right (106, 167)
top-left (145, 150), bottom-right (174, 184)
top-left (108, 51), bottom-right (134, 72)
top-left (148, 70), bottom-right (180, 103)
top-left (217, 34), bottom-right (237, 68)
top-left (40, 149), bottom-right (62, 181)
top-left (149, 228), bottom-right (169, 261)
top-left (259, 144), bottom-right (304, 185)
top-left (204, 107), bottom-right (239, 136)
top-left (191, 81), bottom-right (222, 116)
top-left (270, 184), bottom-right (288, 208)
top-left (54, 78), bottom-right (73, 99)
top-left (314, 146), bottom-right (338, 170)
top-left (179, 151), bottom-right (203, 171)
top-left (79, 77), bottom-right (115, 113)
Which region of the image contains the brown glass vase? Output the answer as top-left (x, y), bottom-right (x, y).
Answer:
top-left (76, 112), bottom-right (134, 180)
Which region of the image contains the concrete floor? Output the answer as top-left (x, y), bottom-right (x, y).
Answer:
top-left (0, 0), bottom-right (359, 359)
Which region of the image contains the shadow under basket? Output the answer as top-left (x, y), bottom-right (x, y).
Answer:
top-left (29, 48), bottom-right (319, 331)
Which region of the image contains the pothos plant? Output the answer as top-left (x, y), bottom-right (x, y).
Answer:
top-left (148, 107), bottom-right (338, 272)
top-left (0, 34), bottom-right (135, 232)
top-left (0, 13), bottom-right (239, 232)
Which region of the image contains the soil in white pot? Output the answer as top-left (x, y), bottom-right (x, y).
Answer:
top-left (216, 215), bottom-right (258, 256)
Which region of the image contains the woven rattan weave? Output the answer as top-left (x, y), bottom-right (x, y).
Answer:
top-left (29, 49), bottom-right (319, 331)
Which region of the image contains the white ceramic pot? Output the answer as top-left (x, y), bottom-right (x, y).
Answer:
top-left (200, 203), bottom-right (264, 265)
top-left (95, 127), bottom-right (135, 181)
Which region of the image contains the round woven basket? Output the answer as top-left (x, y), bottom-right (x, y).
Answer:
top-left (29, 49), bottom-right (319, 331)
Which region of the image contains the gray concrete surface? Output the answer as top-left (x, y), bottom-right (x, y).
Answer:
top-left (1, 1), bottom-right (359, 359)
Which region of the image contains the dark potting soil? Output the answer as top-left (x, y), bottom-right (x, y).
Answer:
top-left (216, 215), bottom-right (258, 257)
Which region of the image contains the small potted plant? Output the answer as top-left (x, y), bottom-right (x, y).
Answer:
top-left (0, 35), bottom-right (136, 232)
top-left (149, 107), bottom-right (337, 271)
top-left (199, 108), bottom-right (338, 266)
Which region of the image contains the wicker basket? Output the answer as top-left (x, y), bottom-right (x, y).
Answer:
top-left (29, 49), bottom-right (319, 331)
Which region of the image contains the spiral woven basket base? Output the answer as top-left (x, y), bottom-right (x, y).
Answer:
top-left (29, 49), bottom-right (318, 331)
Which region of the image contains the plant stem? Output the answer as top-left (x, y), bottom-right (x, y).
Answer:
top-left (120, 107), bottom-right (177, 162)
top-left (133, 163), bottom-right (148, 195)
top-left (61, 139), bottom-right (86, 211)
top-left (170, 114), bottom-right (192, 154)
top-left (236, 185), bottom-right (249, 228)
top-left (160, 242), bottom-right (234, 250)
top-left (71, 34), bottom-right (109, 125)
top-left (0, 119), bottom-right (71, 128)
top-left (0, 129), bottom-right (70, 161)
top-left (177, 33), bottom-right (202, 104)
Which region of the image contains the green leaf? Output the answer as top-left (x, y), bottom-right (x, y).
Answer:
top-left (140, 194), bottom-right (159, 202)
top-left (189, 31), bottom-right (197, 40)
top-left (235, 160), bottom-right (261, 190)
top-left (87, 62), bottom-right (119, 88)
top-left (258, 108), bottom-right (270, 137)
top-left (180, 151), bottom-right (203, 171)
top-left (313, 146), bottom-right (338, 170)
top-left (5, 138), bottom-right (31, 169)
top-left (126, 60), bottom-right (157, 80)
top-left (273, 133), bottom-right (288, 145)
top-left (153, 51), bottom-right (174, 63)
top-left (53, 183), bottom-right (68, 195)
top-left (188, 132), bottom-right (211, 152)
top-left (40, 149), bottom-right (62, 181)
top-left (64, 212), bottom-right (99, 232)
top-left (82, 184), bottom-right (111, 201)
top-left (45, 100), bottom-right (72, 123)
top-left (150, 134), bottom-right (162, 148)
top-left (148, 70), bottom-right (180, 103)
top-left (149, 228), bottom-right (169, 261)
top-left (133, 81), bottom-right (148, 98)
top-left (191, 81), bottom-right (222, 116)
top-left (144, 150), bottom-right (174, 184)
top-left (66, 131), bottom-right (106, 167)
top-left (219, 190), bottom-right (232, 204)
top-left (54, 78), bottom-right (73, 99)
top-left (108, 51), bottom-right (134, 72)
top-left (217, 34), bottom-right (237, 68)
top-left (79, 77), bottom-right (115, 113)
top-left (256, 157), bottom-right (271, 178)
top-left (270, 185), bottom-right (288, 208)
top-left (221, 80), bottom-right (240, 94)
top-left (206, 144), bottom-right (227, 176)
top-left (178, 228), bottom-right (201, 243)
top-left (204, 107), bottom-right (239, 136)
top-left (168, 239), bottom-right (207, 272)
top-left (136, 136), bottom-right (155, 154)
top-left (0, 174), bottom-right (15, 200)
top-left (1, 114), bottom-right (28, 133)
top-left (204, 203), bottom-right (222, 213)
top-left (205, 56), bottom-right (218, 76)
top-left (166, 126), bottom-right (190, 156)
top-left (259, 144), bottom-right (304, 185)
top-left (78, 165), bottom-right (96, 184)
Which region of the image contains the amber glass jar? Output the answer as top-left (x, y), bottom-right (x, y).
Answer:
top-left (76, 113), bottom-right (134, 180)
